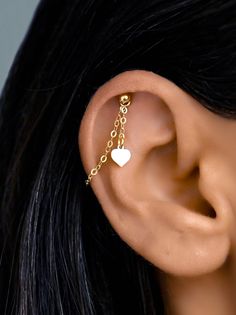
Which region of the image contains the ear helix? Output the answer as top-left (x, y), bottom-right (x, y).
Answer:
top-left (85, 93), bottom-right (132, 186)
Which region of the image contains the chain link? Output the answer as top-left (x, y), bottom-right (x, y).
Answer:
top-left (85, 94), bottom-right (131, 186)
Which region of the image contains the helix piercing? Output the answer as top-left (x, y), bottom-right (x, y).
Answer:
top-left (85, 93), bottom-right (132, 186)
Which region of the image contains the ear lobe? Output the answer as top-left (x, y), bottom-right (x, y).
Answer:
top-left (79, 70), bottom-right (231, 277)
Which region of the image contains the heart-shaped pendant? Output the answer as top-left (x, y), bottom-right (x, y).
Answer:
top-left (111, 148), bottom-right (131, 167)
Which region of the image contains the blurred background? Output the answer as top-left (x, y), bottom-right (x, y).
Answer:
top-left (0, 1), bottom-right (39, 94)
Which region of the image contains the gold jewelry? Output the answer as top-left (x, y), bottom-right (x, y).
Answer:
top-left (85, 93), bottom-right (132, 186)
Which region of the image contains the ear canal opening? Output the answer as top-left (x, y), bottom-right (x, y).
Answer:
top-left (187, 195), bottom-right (217, 218)
top-left (200, 200), bottom-right (217, 218)
top-left (208, 206), bottom-right (217, 218)
top-left (184, 166), bottom-right (217, 219)
top-left (196, 165), bottom-right (217, 219)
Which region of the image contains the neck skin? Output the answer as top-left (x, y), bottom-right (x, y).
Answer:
top-left (155, 254), bottom-right (236, 315)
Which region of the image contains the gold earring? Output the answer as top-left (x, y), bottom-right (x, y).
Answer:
top-left (85, 93), bottom-right (132, 186)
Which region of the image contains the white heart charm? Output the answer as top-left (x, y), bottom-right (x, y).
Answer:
top-left (111, 148), bottom-right (131, 167)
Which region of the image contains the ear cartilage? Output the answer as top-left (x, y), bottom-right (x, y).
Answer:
top-left (85, 93), bottom-right (132, 186)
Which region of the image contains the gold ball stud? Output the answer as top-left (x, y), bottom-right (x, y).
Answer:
top-left (119, 94), bottom-right (131, 106)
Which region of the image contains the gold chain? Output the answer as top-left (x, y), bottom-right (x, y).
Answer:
top-left (85, 93), bottom-right (131, 186)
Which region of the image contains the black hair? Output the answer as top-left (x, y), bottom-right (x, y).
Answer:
top-left (0, 0), bottom-right (235, 314)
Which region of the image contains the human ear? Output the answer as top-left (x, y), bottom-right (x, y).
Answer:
top-left (79, 70), bottom-right (231, 277)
